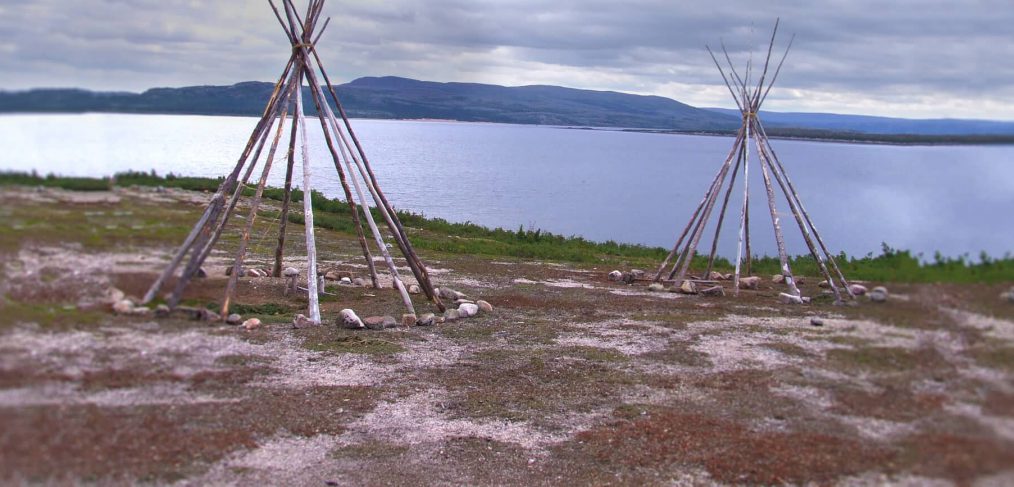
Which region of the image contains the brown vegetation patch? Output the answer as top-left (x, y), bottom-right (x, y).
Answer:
top-left (0, 386), bottom-right (377, 483)
top-left (571, 408), bottom-right (887, 484)
top-left (894, 433), bottom-right (1014, 483)
top-left (831, 385), bottom-right (948, 421)
top-left (983, 391), bottom-right (1014, 417)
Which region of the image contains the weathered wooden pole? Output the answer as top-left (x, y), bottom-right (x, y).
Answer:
top-left (752, 117), bottom-right (801, 297)
top-left (294, 70), bottom-right (321, 324)
top-left (222, 78), bottom-right (298, 317)
top-left (732, 114), bottom-right (752, 295)
top-left (272, 112), bottom-right (300, 277)
top-left (704, 142), bottom-right (745, 276)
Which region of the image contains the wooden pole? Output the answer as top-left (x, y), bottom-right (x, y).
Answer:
top-left (222, 78), bottom-right (297, 317)
top-left (756, 120), bottom-right (853, 299)
top-left (704, 140), bottom-right (744, 276)
top-left (654, 129), bottom-right (744, 281)
top-left (732, 115), bottom-right (751, 295)
top-left (751, 116), bottom-right (801, 297)
top-left (299, 64), bottom-right (382, 290)
top-left (144, 55), bottom-right (296, 304)
top-left (272, 102), bottom-right (300, 277)
top-left (294, 70), bottom-right (321, 324)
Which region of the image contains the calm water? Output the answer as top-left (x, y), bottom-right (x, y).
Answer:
top-left (2, 113), bottom-right (1012, 260)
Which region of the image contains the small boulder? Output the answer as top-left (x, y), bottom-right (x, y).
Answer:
top-left (477, 300), bottom-right (494, 313)
top-left (849, 284), bottom-right (868, 296)
top-left (339, 309), bottom-right (365, 329)
top-left (438, 287), bottom-right (467, 300)
top-left (242, 318), bottom-right (262, 331)
top-left (363, 316), bottom-right (387, 330)
top-left (772, 274), bottom-right (785, 284)
top-left (458, 303), bottom-right (480, 318)
top-left (870, 286), bottom-right (889, 303)
top-left (112, 299), bottom-right (134, 315)
top-left (679, 280), bottom-right (698, 295)
top-left (779, 292), bottom-right (804, 305)
top-left (416, 313), bottom-right (438, 326)
top-left (647, 283), bottom-right (665, 292)
top-left (407, 284), bottom-right (422, 294)
top-left (708, 271), bottom-right (725, 281)
top-left (738, 276), bottom-right (761, 290)
top-left (810, 317), bottom-right (824, 327)
top-left (283, 267), bottom-right (300, 277)
top-left (202, 309), bottom-right (221, 322)
top-left (352, 277), bottom-right (367, 287)
top-left (103, 287), bottom-right (126, 305)
top-left (324, 270), bottom-right (341, 281)
top-left (454, 299), bottom-right (476, 305)
top-left (608, 270), bottom-right (623, 282)
top-left (129, 306), bottom-right (151, 317)
top-left (700, 285), bottom-right (725, 297)
top-left (1002, 288), bottom-right (1014, 303)
top-left (818, 280), bottom-right (831, 289)
top-left (629, 269), bottom-right (646, 280)
top-left (444, 309), bottom-right (461, 322)
top-left (339, 277), bottom-right (353, 286)
top-left (226, 313), bottom-right (242, 325)
top-left (401, 314), bottom-right (417, 327)
top-left (292, 313), bottom-right (316, 328)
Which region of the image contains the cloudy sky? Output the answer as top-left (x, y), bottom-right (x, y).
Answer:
top-left (1, 0), bottom-right (1012, 119)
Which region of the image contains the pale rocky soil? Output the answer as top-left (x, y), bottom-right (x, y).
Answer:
top-left (1, 187), bottom-right (1013, 485)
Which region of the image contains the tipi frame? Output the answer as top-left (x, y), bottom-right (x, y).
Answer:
top-left (142, 0), bottom-right (446, 322)
top-left (653, 20), bottom-right (855, 304)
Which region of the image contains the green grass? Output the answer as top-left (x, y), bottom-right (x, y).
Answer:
top-left (3, 171), bottom-right (1012, 282)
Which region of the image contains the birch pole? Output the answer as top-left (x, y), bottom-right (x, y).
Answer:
top-left (272, 109), bottom-right (300, 277)
top-left (295, 72), bottom-right (321, 324)
top-left (732, 115), bottom-right (752, 295)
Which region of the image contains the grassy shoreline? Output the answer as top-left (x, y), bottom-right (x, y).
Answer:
top-left (2, 170), bottom-right (1012, 283)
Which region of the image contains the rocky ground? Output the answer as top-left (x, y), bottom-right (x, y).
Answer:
top-left (1, 186), bottom-right (1013, 486)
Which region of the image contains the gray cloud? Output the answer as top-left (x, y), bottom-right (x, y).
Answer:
top-left (0, 0), bottom-right (1011, 119)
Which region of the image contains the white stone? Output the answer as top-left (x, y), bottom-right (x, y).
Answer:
top-left (458, 303), bottom-right (479, 318)
top-left (647, 283), bottom-right (665, 292)
top-left (849, 284), bottom-right (868, 296)
top-left (870, 286), bottom-right (889, 303)
top-left (476, 300), bottom-right (494, 313)
top-left (283, 267), bottom-right (300, 277)
top-left (779, 292), bottom-right (804, 305)
top-left (679, 280), bottom-right (698, 295)
top-left (407, 284), bottom-right (421, 294)
top-left (339, 309), bottom-right (365, 329)
top-left (608, 270), bottom-right (623, 281)
top-left (112, 299), bottom-right (134, 315)
top-left (738, 276), bottom-right (761, 290)
top-left (242, 318), bottom-right (262, 330)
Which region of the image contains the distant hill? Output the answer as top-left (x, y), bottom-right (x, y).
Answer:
top-left (704, 107), bottom-right (1014, 136)
top-left (0, 76), bottom-right (738, 131)
top-left (2, 76), bottom-right (1012, 142)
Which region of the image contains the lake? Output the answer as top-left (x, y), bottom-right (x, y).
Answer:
top-left (1, 113), bottom-right (1012, 260)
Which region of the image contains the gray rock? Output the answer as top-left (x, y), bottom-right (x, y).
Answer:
top-left (401, 314), bottom-right (417, 327)
top-left (647, 283), bottom-right (665, 292)
top-left (407, 284), bottom-right (422, 294)
top-left (339, 309), bottom-right (365, 329)
top-left (438, 287), bottom-right (467, 300)
top-left (458, 303), bottom-right (480, 318)
top-left (352, 277), bottom-right (367, 287)
top-left (870, 286), bottom-right (889, 303)
top-left (629, 269), bottom-right (645, 280)
top-left (477, 300), bottom-right (494, 313)
top-left (454, 299), bottom-right (476, 305)
top-left (849, 284), bottom-right (868, 296)
top-left (382, 316), bottom-right (398, 328)
top-left (129, 306), bottom-right (151, 317)
top-left (679, 280), bottom-right (698, 295)
top-left (202, 309), bottom-right (221, 322)
top-left (818, 280), bottom-right (831, 289)
top-left (242, 318), bottom-right (262, 330)
top-left (104, 287), bottom-right (126, 305)
top-left (810, 317), bottom-right (825, 327)
top-left (738, 276), bottom-right (761, 290)
top-left (416, 313), bottom-right (438, 326)
top-left (772, 274), bottom-right (785, 284)
top-left (339, 277), bottom-right (353, 286)
top-left (444, 309), bottom-right (461, 321)
top-left (608, 270), bottom-right (623, 282)
top-left (283, 267), bottom-right (300, 277)
top-left (779, 292), bottom-right (804, 305)
top-left (226, 313), bottom-right (242, 325)
top-left (708, 271), bottom-right (725, 281)
top-left (363, 316), bottom-right (387, 330)
top-left (246, 268), bottom-right (262, 277)
top-left (700, 285), bottom-right (725, 297)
